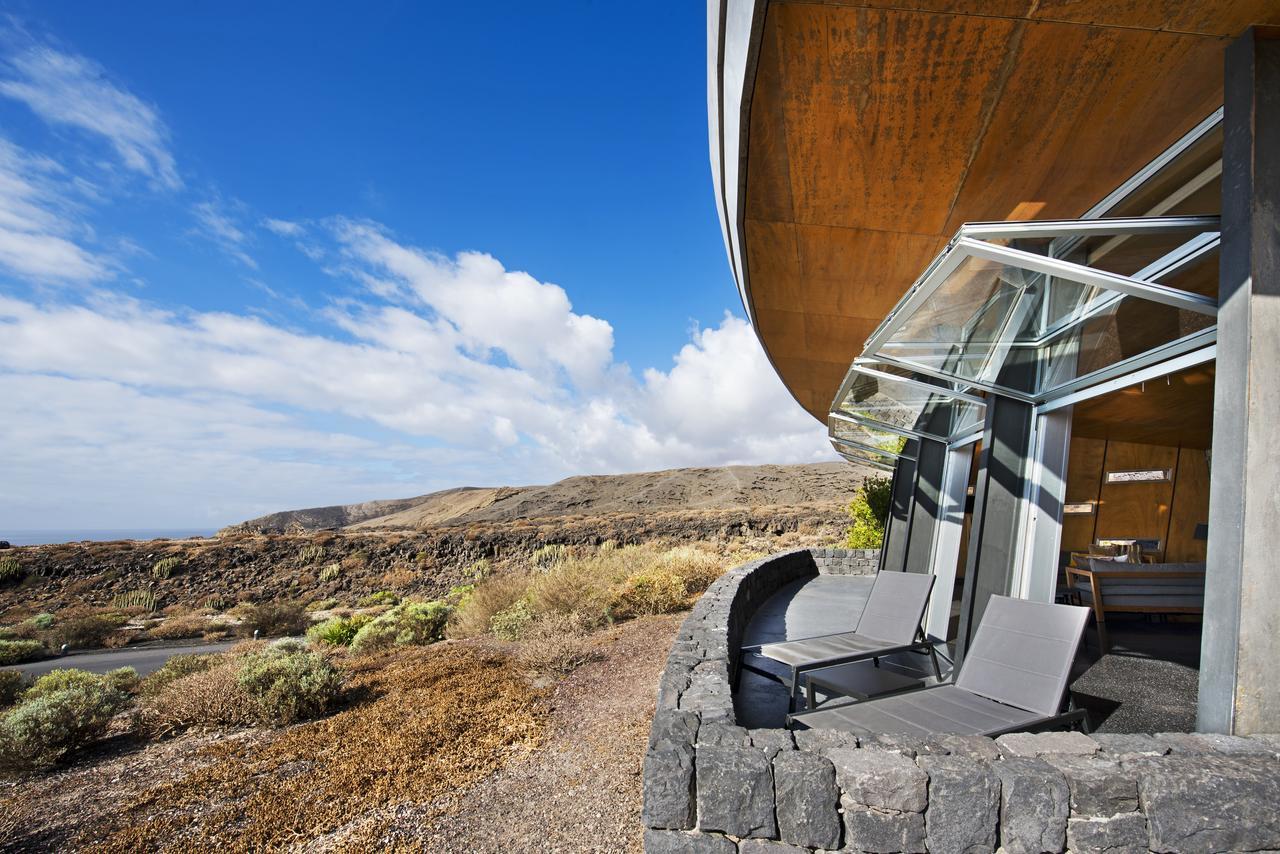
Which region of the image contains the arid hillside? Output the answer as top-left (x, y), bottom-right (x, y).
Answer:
top-left (224, 462), bottom-right (869, 534)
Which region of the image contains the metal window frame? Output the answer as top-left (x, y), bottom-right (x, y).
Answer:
top-left (829, 410), bottom-right (929, 445)
top-left (831, 437), bottom-right (904, 470)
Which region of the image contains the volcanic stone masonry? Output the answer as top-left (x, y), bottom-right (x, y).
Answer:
top-left (643, 548), bottom-right (1280, 853)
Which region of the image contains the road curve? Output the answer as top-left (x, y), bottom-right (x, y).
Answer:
top-left (1, 640), bottom-right (237, 679)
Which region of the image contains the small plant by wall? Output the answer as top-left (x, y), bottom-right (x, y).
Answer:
top-left (845, 475), bottom-right (892, 549)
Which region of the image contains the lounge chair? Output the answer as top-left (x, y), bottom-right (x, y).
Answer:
top-left (787, 595), bottom-right (1090, 737)
top-left (738, 570), bottom-right (940, 712)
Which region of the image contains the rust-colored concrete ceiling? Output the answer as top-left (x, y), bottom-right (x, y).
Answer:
top-left (741, 0), bottom-right (1280, 421)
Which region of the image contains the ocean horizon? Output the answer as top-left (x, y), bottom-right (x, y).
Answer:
top-left (3, 529), bottom-right (218, 547)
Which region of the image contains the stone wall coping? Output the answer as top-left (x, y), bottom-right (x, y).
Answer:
top-left (643, 547), bottom-right (1280, 853)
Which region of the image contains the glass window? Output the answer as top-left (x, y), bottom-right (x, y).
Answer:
top-left (834, 365), bottom-right (984, 442)
top-left (830, 416), bottom-right (912, 458)
top-left (871, 230), bottom-right (1216, 400)
top-left (832, 442), bottom-right (898, 472)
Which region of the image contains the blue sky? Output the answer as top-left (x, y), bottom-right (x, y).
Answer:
top-left (0, 3), bottom-right (833, 530)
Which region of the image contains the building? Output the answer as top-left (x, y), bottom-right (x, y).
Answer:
top-left (708, 2), bottom-right (1279, 733)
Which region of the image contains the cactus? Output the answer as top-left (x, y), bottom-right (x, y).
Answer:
top-left (299, 544), bottom-right (326, 565)
top-left (152, 555), bottom-right (182, 580)
top-left (318, 563), bottom-right (342, 582)
top-left (0, 556), bottom-right (23, 584)
top-left (113, 589), bottom-right (158, 612)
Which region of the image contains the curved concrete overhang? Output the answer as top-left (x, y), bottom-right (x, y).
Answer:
top-left (709, 0), bottom-right (1280, 422)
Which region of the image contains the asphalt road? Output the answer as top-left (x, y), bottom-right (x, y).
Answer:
top-left (1, 641), bottom-right (236, 679)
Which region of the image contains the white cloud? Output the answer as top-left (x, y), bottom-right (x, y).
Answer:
top-left (0, 228), bottom-right (833, 527)
top-left (192, 198), bottom-right (257, 269)
top-left (0, 137), bottom-right (107, 282)
top-left (262, 217), bottom-right (304, 237)
top-left (0, 45), bottom-right (180, 190)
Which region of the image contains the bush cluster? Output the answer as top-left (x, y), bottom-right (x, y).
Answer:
top-left (350, 601), bottom-right (451, 653)
top-left (451, 543), bottom-right (724, 642)
top-left (0, 639), bottom-right (44, 666)
top-left (306, 614), bottom-right (372, 647)
top-left (140, 642), bottom-right (343, 735)
top-left (0, 668), bottom-right (133, 775)
top-left (0, 671), bottom-right (25, 708)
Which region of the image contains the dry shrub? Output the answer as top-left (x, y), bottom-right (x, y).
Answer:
top-left (658, 545), bottom-right (723, 595)
top-left (380, 567), bottom-right (415, 589)
top-left (237, 601), bottom-right (310, 637)
top-left (149, 613), bottom-right (209, 640)
top-left (527, 559), bottom-right (613, 623)
top-left (47, 607), bottom-right (129, 649)
top-left (608, 570), bottom-right (688, 620)
top-left (138, 662), bottom-right (257, 737)
top-left (447, 572), bottom-right (530, 639)
top-left (100, 631), bottom-right (134, 649)
top-left (89, 646), bottom-right (546, 851)
top-left (515, 613), bottom-right (603, 676)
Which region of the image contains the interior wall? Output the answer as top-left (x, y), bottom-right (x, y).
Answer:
top-left (1062, 436), bottom-right (1210, 562)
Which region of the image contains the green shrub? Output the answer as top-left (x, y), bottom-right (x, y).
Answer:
top-left (26, 667), bottom-right (138, 701)
top-left (30, 613), bottom-right (54, 630)
top-left (151, 556), bottom-right (182, 580)
top-left (350, 601), bottom-right (451, 653)
top-left (0, 674), bottom-right (130, 775)
top-left (356, 590), bottom-right (399, 609)
top-left (299, 544), bottom-right (326, 565)
top-left (305, 597), bottom-right (340, 612)
top-left (236, 642), bottom-right (343, 725)
top-left (112, 589), bottom-right (158, 612)
top-left (140, 653), bottom-right (220, 697)
top-left (237, 601), bottom-right (310, 638)
top-left (0, 640), bottom-right (45, 665)
top-left (0, 671), bottom-right (25, 709)
top-left (306, 614), bottom-right (372, 647)
top-left (530, 544), bottom-right (567, 569)
top-left (318, 563), bottom-right (342, 582)
top-left (845, 475), bottom-right (893, 549)
top-left (0, 557), bottom-right (23, 584)
top-left (489, 599), bottom-right (536, 641)
top-left (467, 558), bottom-right (491, 580)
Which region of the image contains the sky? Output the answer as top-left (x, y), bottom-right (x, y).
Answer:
top-left (0, 2), bottom-right (835, 531)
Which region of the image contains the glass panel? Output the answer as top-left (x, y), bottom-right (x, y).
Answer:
top-left (832, 443), bottom-right (898, 472)
top-left (835, 368), bottom-right (984, 442)
top-left (830, 418), bottom-right (912, 458)
top-left (878, 249), bottom-right (1213, 397)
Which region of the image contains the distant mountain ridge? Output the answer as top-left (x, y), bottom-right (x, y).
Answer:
top-left (224, 461), bottom-right (870, 534)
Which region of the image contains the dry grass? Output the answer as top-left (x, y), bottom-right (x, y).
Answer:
top-left (137, 662), bottom-right (258, 737)
top-left (83, 645), bottom-right (547, 851)
top-left (448, 573), bottom-right (528, 639)
top-left (148, 614), bottom-right (209, 640)
top-left (515, 614), bottom-right (604, 677)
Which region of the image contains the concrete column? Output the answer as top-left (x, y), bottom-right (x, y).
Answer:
top-left (956, 394), bottom-right (1034, 661)
top-left (1198, 27), bottom-right (1280, 735)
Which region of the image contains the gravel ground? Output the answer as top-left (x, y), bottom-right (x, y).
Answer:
top-left (352, 613), bottom-right (682, 853)
top-left (0, 613), bottom-right (682, 853)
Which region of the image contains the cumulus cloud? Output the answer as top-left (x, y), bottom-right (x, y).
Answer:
top-left (0, 226), bottom-right (833, 526)
top-left (0, 44), bottom-right (180, 189)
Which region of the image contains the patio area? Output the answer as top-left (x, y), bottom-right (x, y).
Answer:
top-left (734, 573), bottom-right (1199, 733)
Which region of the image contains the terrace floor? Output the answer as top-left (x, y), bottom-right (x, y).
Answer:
top-left (734, 573), bottom-right (1200, 733)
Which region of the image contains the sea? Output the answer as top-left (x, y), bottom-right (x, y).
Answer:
top-left (2, 529), bottom-right (217, 547)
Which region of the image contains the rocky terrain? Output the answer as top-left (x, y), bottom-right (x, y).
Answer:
top-left (224, 462), bottom-right (868, 534)
top-left (0, 506), bottom-right (847, 618)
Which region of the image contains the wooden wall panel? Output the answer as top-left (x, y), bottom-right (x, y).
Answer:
top-left (1061, 436), bottom-right (1106, 553)
top-left (1094, 441), bottom-right (1178, 555)
top-left (1166, 446), bottom-right (1211, 562)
